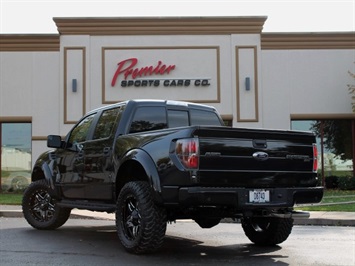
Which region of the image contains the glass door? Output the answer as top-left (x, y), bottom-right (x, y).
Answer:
top-left (0, 123), bottom-right (32, 192)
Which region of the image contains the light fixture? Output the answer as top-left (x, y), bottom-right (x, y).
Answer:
top-left (72, 79), bottom-right (77, 92)
top-left (245, 77), bottom-right (250, 91)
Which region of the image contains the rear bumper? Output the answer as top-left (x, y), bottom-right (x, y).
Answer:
top-left (177, 186), bottom-right (324, 209)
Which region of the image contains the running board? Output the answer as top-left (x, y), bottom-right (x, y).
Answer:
top-left (58, 200), bottom-right (116, 213)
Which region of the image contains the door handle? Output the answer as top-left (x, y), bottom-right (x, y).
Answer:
top-left (103, 147), bottom-right (111, 157)
top-left (253, 139), bottom-right (267, 149)
top-left (77, 150), bottom-right (84, 159)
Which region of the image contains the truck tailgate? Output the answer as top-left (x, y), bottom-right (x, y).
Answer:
top-left (193, 127), bottom-right (318, 188)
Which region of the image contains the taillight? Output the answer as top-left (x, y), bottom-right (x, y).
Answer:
top-left (175, 138), bottom-right (199, 169)
top-left (313, 143), bottom-right (318, 173)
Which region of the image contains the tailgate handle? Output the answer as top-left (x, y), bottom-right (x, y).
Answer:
top-left (253, 139), bottom-right (267, 149)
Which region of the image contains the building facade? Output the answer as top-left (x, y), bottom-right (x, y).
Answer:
top-left (1, 17), bottom-right (354, 191)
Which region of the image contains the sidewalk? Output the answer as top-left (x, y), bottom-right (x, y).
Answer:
top-left (1, 205), bottom-right (354, 226)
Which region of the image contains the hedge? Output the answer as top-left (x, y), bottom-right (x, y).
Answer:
top-left (325, 175), bottom-right (355, 190)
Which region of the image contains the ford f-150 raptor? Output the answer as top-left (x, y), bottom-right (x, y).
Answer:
top-left (22, 99), bottom-right (323, 254)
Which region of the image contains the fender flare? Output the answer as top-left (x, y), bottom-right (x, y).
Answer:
top-left (40, 161), bottom-right (60, 198)
top-left (120, 149), bottom-right (162, 195)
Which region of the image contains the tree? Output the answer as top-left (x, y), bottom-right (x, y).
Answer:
top-left (311, 120), bottom-right (353, 161)
top-left (349, 68), bottom-right (355, 112)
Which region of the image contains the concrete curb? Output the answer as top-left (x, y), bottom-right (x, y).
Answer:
top-left (1, 206), bottom-right (354, 226)
top-left (0, 210), bottom-right (23, 218)
top-left (293, 218), bottom-right (355, 226)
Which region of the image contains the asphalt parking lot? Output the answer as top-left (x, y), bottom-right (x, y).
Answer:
top-left (1, 217), bottom-right (354, 266)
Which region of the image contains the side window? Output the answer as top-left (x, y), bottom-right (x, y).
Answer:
top-left (68, 114), bottom-right (95, 144)
top-left (93, 107), bottom-right (121, 140)
top-left (129, 107), bottom-right (167, 133)
top-left (190, 109), bottom-right (222, 126)
top-left (168, 110), bottom-right (189, 128)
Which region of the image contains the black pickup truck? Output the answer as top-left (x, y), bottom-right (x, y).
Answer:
top-left (22, 99), bottom-right (323, 254)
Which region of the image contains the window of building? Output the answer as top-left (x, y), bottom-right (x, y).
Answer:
top-left (291, 119), bottom-right (354, 186)
top-left (222, 119), bottom-right (233, 127)
top-left (1, 123), bottom-right (32, 192)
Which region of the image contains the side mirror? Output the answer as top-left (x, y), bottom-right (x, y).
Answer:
top-left (69, 142), bottom-right (83, 152)
top-left (47, 135), bottom-right (63, 148)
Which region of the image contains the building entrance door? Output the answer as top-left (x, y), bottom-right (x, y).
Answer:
top-left (0, 122), bottom-right (31, 192)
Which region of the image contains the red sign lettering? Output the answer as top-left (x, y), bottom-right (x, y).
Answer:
top-left (111, 58), bottom-right (176, 86)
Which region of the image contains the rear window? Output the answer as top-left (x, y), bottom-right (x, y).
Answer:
top-left (168, 110), bottom-right (189, 128)
top-left (129, 107), bottom-right (168, 133)
top-left (190, 109), bottom-right (222, 126)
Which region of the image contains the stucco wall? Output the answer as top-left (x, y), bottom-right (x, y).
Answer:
top-left (261, 49), bottom-right (354, 129)
top-left (0, 17), bottom-right (354, 168)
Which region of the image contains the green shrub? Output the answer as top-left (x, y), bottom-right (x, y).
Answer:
top-left (325, 175), bottom-right (339, 189)
top-left (315, 173), bottom-right (323, 186)
top-left (338, 176), bottom-right (355, 190)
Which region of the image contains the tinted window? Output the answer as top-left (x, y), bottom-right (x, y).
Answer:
top-left (129, 107), bottom-right (167, 133)
top-left (93, 107), bottom-right (121, 140)
top-left (168, 110), bottom-right (189, 128)
top-left (69, 114), bottom-right (95, 143)
top-left (190, 109), bottom-right (222, 126)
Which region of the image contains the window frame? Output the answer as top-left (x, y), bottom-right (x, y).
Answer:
top-left (67, 113), bottom-right (97, 145)
top-left (92, 107), bottom-right (122, 141)
top-left (128, 106), bottom-right (168, 134)
top-left (167, 109), bottom-right (190, 128)
top-left (189, 108), bottom-right (223, 126)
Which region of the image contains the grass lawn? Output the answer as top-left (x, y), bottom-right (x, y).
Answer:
top-left (297, 204), bottom-right (355, 212)
top-left (0, 192), bottom-right (23, 205)
top-left (295, 189), bottom-right (355, 212)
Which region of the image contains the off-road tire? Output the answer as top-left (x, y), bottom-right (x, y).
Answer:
top-left (22, 180), bottom-right (71, 230)
top-left (241, 217), bottom-right (293, 246)
top-left (116, 181), bottom-right (167, 254)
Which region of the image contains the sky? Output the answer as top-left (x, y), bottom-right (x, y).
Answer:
top-left (0, 0), bottom-right (354, 34)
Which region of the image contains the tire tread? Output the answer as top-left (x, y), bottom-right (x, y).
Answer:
top-left (241, 217), bottom-right (293, 246)
top-left (116, 181), bottom-right (167, 254)
top-left (22, 179), bottom-right (71, 230)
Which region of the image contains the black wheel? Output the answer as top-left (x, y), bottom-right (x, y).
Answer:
top-left (22, 179), bottom-right (71, 230)
top-left (241, 217), bottom-right (293, 246)
top-left (116, 181), bottom-right (167, 254)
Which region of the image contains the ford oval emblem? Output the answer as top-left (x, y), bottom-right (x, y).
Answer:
top-left (253, 151), bottom-right (269, 161)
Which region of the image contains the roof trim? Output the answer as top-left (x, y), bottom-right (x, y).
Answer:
top-left (0, 116), bottom-right (32, 122)
top-left (291, 113), bottom-right (355, 120)
top-left (0, 34), bottom-right (60, 51)
top-left (53, 16), bottom-right (267, 35)
top-left (261, 32), bottom-right (355, 50)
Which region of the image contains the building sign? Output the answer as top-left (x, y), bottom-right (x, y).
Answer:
top-left (102, 47), bottom-right (220, 103)
top-left (111, 58), bottom-right (176, 87)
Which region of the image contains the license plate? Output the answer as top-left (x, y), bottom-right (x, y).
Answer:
top-left (249, 189), bottom-right (270, 203)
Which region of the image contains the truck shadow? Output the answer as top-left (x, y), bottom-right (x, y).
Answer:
top-left (158, 235), bottom-right (287, 265)
top-left (18, 223), bottom-right (289, 265)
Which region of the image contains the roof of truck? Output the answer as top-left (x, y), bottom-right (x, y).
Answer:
top-left (86, 99), bottom-right (217, 115)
